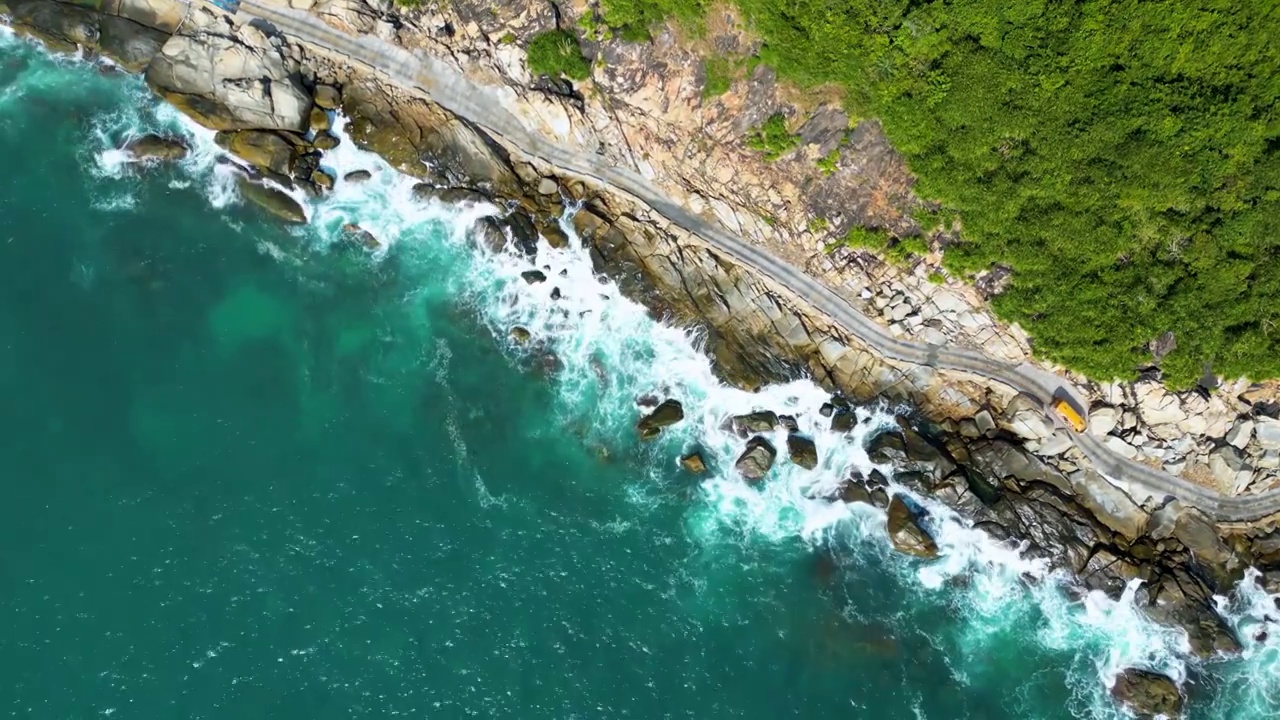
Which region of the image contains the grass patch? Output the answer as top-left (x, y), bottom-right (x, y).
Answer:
top-left (746, 113), bottom-right (799, 161)
top-left (702, 57), bottom-right (735, 97)
top-left (527, 30), bottom-right (592, 81)
top-left (816, 148), bottom-right (841, 176)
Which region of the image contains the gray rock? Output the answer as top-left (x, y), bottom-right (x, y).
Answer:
top-left (1110, 668), bottom-right (1183, 719)
top-left (1225, 418), bottom-right (1254, 449)
top-left (145, 13), bottom-right (312, 131)
top-left (1208, 444), bottom-right (1254, 494)
top-left (521, 270), bottom-right (547, 284)
top-left (973, 409), bottom-right (996, 435)
top-left (1256, 417), bottom-right (1280, 450)
top-left (636, 399), bottom-right (684, 440)
top-left (215, 130), bottom-right (298, 176)
top-left (1000, 393), bottom-right (1054, 440)
top-left (1088, 405), bottom-right (1121, 436)
top-left (1067, 470), bottom-right (1147, 541)
top-left (343, 170), bottom-right (373, 183)
top-left (886, 495), bottom-right (938, 559)
top-left (735, 436), bottom-right (777, 482)
top-left (312, 131), bottom-right (341, 151)
top-left (98, 15), bottom-right (168, 73)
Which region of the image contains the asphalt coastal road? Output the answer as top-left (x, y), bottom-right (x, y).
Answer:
top-left (226, 0), bottom-right (1279, 522)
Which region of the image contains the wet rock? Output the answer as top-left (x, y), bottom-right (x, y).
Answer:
top-left (343, 169), bottom-right (373, 184)
top-left (536, 217), bottom-right (571, 249)
top-left (819, 403), bottom-right (835, 418)
top-left (1068, 470), bottom-right (1148, 541)
top-left (1146, 594), bottom-right (1242, 658)
top-left (830, 408), bottom-right (857, 433)
top-left (838, 479), bottom-right (872, 506)
top-left (313, 83), bottom-right (342, 110)
top-left (311, 169), bottom-right (335, 191)
top-left (309, 106), bottom-right (331, 133)
top-left (866, 420), bottom-right (956, 485)
top-left (5, 0), bottom-right (99, 53)
top-left (292, 152), bottom-right (321, 182)
top-left (504, 212), bottom-right (540, 256)
top-left (124, 134), bottom-right (189, 162)
top-left (216, 130), bottom-right (297, 176)
top-left (787, 433), bottom-right (818, 470)
top-left (1110, 668), bottom-right (1183, 719)
top-left (509, 326), bottom-right (531, 344)
top-left (521, 270), bottom-right (547, 284)
top-left (636, 394), bottom-right (660, 408)
top-left (965, 439), bottom-right (1069, 493)
top-left (550, 287), bottom-right (562, 301)
top-left (235, 176), bottom-right (305, 223)
top-left (312, 131), bottom-right (341, 151)
top-left (731, 410), bottom-right (779, 436)
top-left (341, 223), bottom-right (380, 250)
top-left (636, 399), bottom-right (684, 440)
top-left (778, 415), bottom-right (799, 432)
top-left (735, 436), bottom-right (777, 482)
top-left (680, 451), bottom-right (707, 474)
top-left (98, 15), bottom-right (168, 73)
top-left (886, 495), bottom-right (938, 559)
top-left (412, 184), bottom-right (490, 206)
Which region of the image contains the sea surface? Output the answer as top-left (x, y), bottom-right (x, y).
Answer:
top-left (1, 30), bottom-right (1278, 719)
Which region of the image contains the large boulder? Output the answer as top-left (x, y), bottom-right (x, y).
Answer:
top-left (124, 134), bottom-right (189, 162)
top-left (1067, 470), bottom-right (1148, 541)
top-left (735, 436), bottom-right (777, 482)
top-left (731, 410), bottom-right (779, 436)
top-left (786, 433), bottom-right (818, 470)
top-left (636, 399), bottom-right (684, 440)
top-left (1110, 668), bottom-right (1183, 719)
top-left (886, 495), bottom-right (938, 559)
top-left (235, 176), bottom-right (306, 223)
top-left (864, 419), bottom-right (956, 484)
top-left (97, 15), bottom-right (169, 72)
top-left (145, 9), bottom-right (312, 131)
top-left (215, 130), bottom-right (299, 176)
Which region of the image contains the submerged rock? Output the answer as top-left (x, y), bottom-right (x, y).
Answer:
top-left (886, 495), bottom-right (938, 559)
top-left (831, 408), bottom-right (857, 433)
top-left (341, 223), bottom-right (380, 250)
top-left (735, 436), bottom-right (777, 482)
top-left (124, 134), bottom-right (189, 162)
top-left (521, 270), bottom-right (547, 284)
top-left (637, 399), bottom-right (684, 440)
top-left (235, 176), bottom-right (305, 223)
top-left (787, 433), bottom-right (818, 470)
top-left (680, 451), bottom-right (707, 474)
top-left (1110, 668), bottom-right (1183, 719)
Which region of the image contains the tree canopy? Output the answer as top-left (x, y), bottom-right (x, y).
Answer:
top-left (598, 0), bottom-right (1280, 387)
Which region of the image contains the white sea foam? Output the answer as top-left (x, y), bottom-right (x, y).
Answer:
top-left (13, 28), bottom-right (1278, 715)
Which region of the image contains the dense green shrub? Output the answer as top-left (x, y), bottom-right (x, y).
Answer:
top-left (599, 0), bottom-right (1280, 386)
top-left (527, 30), bottom-right (592, 81)
top-left (746, 114), bottom-right (799, 161)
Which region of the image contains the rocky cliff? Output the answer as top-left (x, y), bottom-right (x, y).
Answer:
top-left (5, 1), bottom-right (1280, 715)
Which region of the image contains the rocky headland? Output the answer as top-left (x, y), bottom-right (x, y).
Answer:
top-left (5, 0), bottom-right (1280, 715)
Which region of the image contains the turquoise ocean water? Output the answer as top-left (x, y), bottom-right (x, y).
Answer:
top-left (1, 30), bottom-right (1278, 718)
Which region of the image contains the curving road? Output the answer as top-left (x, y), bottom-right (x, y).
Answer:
top-left (232, 0), bottom-right (1280, 522)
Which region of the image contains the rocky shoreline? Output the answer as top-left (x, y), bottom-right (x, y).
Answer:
top-left (5, 1), bottom-right (1280, 715)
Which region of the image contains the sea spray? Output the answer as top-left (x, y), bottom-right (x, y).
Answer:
top-left (9, 25), bottom-right (1279, 718)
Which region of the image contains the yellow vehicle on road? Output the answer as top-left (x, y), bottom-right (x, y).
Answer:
top-left (1052, 396), bottom-right (1088, 432)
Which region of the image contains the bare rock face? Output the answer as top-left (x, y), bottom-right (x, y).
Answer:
top-left (145, 9), bottom-right (312, 131)
top-left (105, 0), bottom-right (186, 34)
top-left (3, 0), bottom-right (100, 53)
top-left (1110, 668), bottom-right (1183, 719)
top-left (735, 436), bottom-right (777, 482)
top-left (99, 15), bottom-right (169, 72)
top-left (886, 495), bottom-right (938, 559)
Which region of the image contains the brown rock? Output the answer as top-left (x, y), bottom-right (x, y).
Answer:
top-left (311, 169), bottom-right (335, 191)
top-left (309, 106), bottom-right (331, 133)
top-left (680, 451), bottom-right (707, 474)
top-left (124, 134), bottom-right (188, 162)
top-left (312, 131), bottom-right (341, 151)
top-left (1110, 668), bottom-right (1183, 719)
top-left (216, 130), bottom-right (297, 176)
top-left (313, 84), bottom-right (341, 110)
top-left (509, 326), bottom-right (531, 344)
top-left (236, 177), bottom-right (305, 224)
top-left (786, 433), bottom-right (818, 470)
top-left (886, 495), bottom-right (938, 558)
top-left (731, 410), bottom-right (779, 436)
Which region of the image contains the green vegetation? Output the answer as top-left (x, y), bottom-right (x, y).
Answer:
top-left (807, 216), bottom-right (829, 233)
top-left (599, 0), bottom-right (710, 38)
top-left (702, 57), bottom-right (734, 98)
top-left (598, 0), bottom-right (1280, 386)
top-left (746, 113), bottom-right (799, 161)
top-left (499, 32), bottom-right (517, 45)
top-left (526, 30), bottom-right (592, 82)
top-left (928, 271), bottom-right (948, 285)
top-left (817, 148), bottom-right (841, 176)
